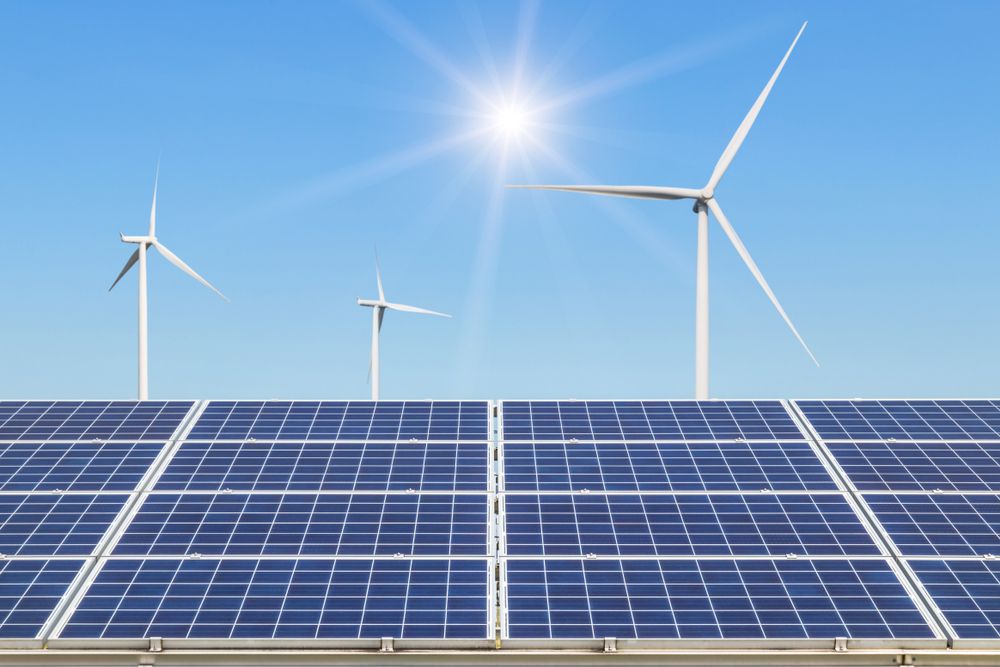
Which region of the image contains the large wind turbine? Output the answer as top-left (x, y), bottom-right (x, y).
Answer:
top-left (109, 169), bottom-right (227, 400)
top-left (357, 254), bottom-right (450, 400)
top-left (509, 22), bottom-right (816, 399)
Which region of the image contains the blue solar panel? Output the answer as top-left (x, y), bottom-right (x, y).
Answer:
top-left (503, 494), bottom-right (879, 557)
top-left (156, 440), bottom-right (488, 492)
top-left (796, 400), bottom-right (1000, 441)
top-left (502, 441), bottom-right (835, 492)
top-left (828, 441), bottom-right (1000, 492)
top-left (0, 441), bottom-right (165, 492)
top-left (0, 401), bottom-right (193, 441)
top-left (865, 494), bottom-right (1000, 557)
top-left (0, 494), bottom-right (128, 556)
top-left (113, 493), bottom-right (489, 557)
top-left (60, 558), bottom-right (490, 640)
top-left (504, 558), bottom-right (934, 640)
top-left (909, 559), bottom-right (1000, 639)
top-left (501, 400), bottom-right (802, 441)
top-left (187, 401), bottom-right (489, 441)
top-left (0, 559), bottom-right (84, 638)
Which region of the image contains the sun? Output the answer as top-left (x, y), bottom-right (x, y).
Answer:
top-left (492, 104), bottom-right (528, 137)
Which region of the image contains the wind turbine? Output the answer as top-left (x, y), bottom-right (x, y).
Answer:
top-left (109, 168), bottom-right (227, 400)
top-left (508, 22), bottom-right (816, 400)
top-left (357, 253), bottom-right (450, 400)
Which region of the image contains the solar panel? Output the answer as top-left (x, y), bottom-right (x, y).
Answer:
top-left (0, 402), bottom-right (193, 441)
top-left (0, 441), bottom-right (166, 492)
top-left (502, 494), bottom-right (879, 557)
top-left (908, 559), bottom-right (1000, 640)
top-left (59, 558), bottom-right (491, 640)
top-left (187, 401), bottom-right (490, 441)
top-left (796, 400), bottom-right (1000, 441)
top-left (501, 441), bottom-right (835, 492)
top-left (503, 558), bottom-right (935, 640)
top-left (827, 441), bottom-right (1000, 492)
top-left (865, 493), bottom-right (1000, 557)
top-left (112, 493), bottom-right (490, 557)
top-left (501, 401), bottom-right (802, 441)
top-left (155, 440), bottom-right (489, 492)
top-left (0, 559), bottom-right (84, 639)
top-left (0, 494), bottom-right (128, 556)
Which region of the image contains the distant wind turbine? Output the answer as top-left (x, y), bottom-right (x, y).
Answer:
top-left (508, 22), bottom-right (817, 400)
top-left (357, 253), bottom-right (450, 400)
top-left (109, 168), bottom-right (227, 400)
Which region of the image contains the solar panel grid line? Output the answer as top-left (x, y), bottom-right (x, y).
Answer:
top-left (185, 400), bottom-right (491, 442)
top-left (792, 399), bottom-right (1000, 442)
top-left (101, 492), bottom-right (492, 558)
top-left (497, 493), bottom-right (888, 558)
top-left (153, 440), bottom-right (492, 493)
top-left (46, 556), bottom-right (496, 646)
top-left (0, 401), bottom-right (198, 443)
top-left (497, 556), bottom-right (946, 648)
top-left (0, 493), bottom-right (134, 557)
top-left (497, 400), bottom-right (809, 443)
top-left (0, 558), bottom-right (92, 647)
top-left (495, 441), bottom-right (846, 494)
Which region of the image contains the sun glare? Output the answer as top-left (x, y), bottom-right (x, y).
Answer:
top-left (493, 104), bottom-right (527, 137)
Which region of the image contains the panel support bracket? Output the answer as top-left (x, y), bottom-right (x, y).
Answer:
top-left (380, 636), bottom-right (394, 652)
top-left (603, 637), bottom-right (617, 653)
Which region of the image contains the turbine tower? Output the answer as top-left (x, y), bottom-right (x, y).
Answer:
top-left (357, 253), bottom-right (450, 400)
top-left (109, 168), bottom-right (227, 400)
top-left (509, 22), bottom-right (816, 400)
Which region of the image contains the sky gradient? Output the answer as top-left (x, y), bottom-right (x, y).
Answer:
top-left (1, 0), bottom-right (998, 400)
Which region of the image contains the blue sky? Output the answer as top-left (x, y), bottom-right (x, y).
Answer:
top-left (1, 0), bottom-right (998, 400)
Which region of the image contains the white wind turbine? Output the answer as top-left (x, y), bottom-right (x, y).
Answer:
top-left (357, 253), bottom-right (450, 400)
top-left (509, 22), bottom-right (817, 399)
top-left (109, 169), bottom-right (227, 400)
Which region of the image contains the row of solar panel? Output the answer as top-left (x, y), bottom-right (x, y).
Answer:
top-left (4, 399), bottom-right (1000, 442)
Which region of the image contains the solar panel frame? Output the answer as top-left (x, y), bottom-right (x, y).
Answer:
top-left (497, 440), bottom-right (840, 493)
top-left (154, 439), bottom-right (492, 493)
top-left (794, 400), bottom-right (1000, 442)
top-left (185, 401), bottom-right (492, 442)
top-left (49, 556), bottom-right (496, 649)
top-left (0, 402), bottom-right (196, 442)
top-left (497, 400), bottom-right (808, 442)
top-left (498, 556), bottom-right (944, 649)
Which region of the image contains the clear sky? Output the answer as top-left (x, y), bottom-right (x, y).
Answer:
top-left (1, 0), bottom-right (998, 400)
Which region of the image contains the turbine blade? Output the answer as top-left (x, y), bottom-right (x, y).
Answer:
top-left (151, 241), bottom-right (229, 301)
top-left (506, 185), bottom-right (701, 200)
top-left (706, 21), bottom-right (807, 190)
top-left (377, 306), bottom-right (385, 332)
top-left (149, 164), bottom-right (159, 237)
top-left (109, 248), bottom-right (140, 291)
top-left (386, 302), bottom-right (451, 318)
top-left (706, 198), bottom-right (818, 366)
top-left (375, 250), bottom-right (385, 302)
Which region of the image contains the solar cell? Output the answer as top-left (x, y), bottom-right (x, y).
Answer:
top-left (501, 400), bottom-right (802, 441)
top-left (0, 559), bottom-right (84, 639)
top-left (796, 400), bottom-right (1000, 441)
top-left (0, 441), bottom-right (165, 492)
top-left (828, 441), bottom-right (1000, 492)
top-left (187, 401), bottom-right (489, 441)
top-left (0, 402), bottom-right (193, 441)
top-left (501, 441), bottom-right (835, 492)
top-left (503, 494), bottom-right (879, 557)
top-left (0, 494), bottom-right (128, 556)
top-left (909, 559), bottom-right (1000, 640)
top-left (503, 558), bottom-right (935, 640)
top-left (60, 558), bottom-right (491, 640)
top-left (113, 493), bottom-right (490, 557)
top-left (865, 494), bottom-right (1000, 557)
top-left (156, 440), bottom-right (488, 492)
